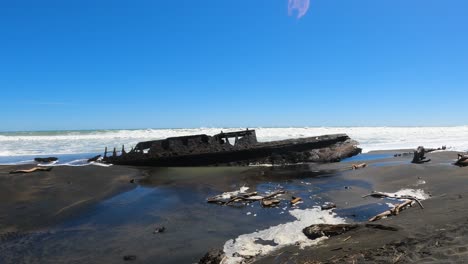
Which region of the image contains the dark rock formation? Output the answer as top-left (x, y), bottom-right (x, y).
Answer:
top-left (198, 249), bottom-right (224, 264)
top-left (412, 146), bottom-right (431, 164)
top-left (34, 157), bottom-right (58, 163)
top-left (103, 130), bottom-right (361, 167)
top-left (455, 154), bottom-right (468, 167)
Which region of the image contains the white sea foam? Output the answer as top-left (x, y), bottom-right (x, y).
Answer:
top-left (382, 188), bottom-right (430, 200)
top-left (222, 207), bottom-right (346, 264)
top-left (0, 126), bottom-right (468, 157)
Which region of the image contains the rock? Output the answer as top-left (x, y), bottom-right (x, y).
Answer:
top-left (34, 157), bottom-right (58, 163)
top-left (303, 224), bottom-right (360, 240)
top-left (129, 179), bottom-right (135, 184)
top-left (153, 226), bottom-right (165, 234)
top-left (412, 146), bottom-right (431, 164)
top-left (123, 255), bottom-right (137, 261)
top-left (198, 249), bottom-right (225, 264)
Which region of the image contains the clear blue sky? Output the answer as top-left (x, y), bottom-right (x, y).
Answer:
top-left (1, 0), bottom-right (467, 131)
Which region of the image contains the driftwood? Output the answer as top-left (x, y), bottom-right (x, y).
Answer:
top-left (261, 199), bottom-right (280, 207)
top-left (290, 196), bottom-right (302, 205)
top-left (9, 167), bottom-right (53, 174)
top-left (303, 223), bottom-right (398, 240)
top-left (412, 146), bottom-right (431, 164)
top-left (207, 190), bottom-right (285, 206)
top-left (352, 163), bottom-right (367, 170)
top-left (363, 192), bottom-right (424, 209)
top-left (369, 200), bottom-right (413, 222)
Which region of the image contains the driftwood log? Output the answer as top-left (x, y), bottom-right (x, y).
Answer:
top-left (10, 167), bottom-right (53, 174)
top-left (303, 223), bottom-right (398, 240)
top-left (369, 200), bottom-right (414, 222)
top-left (362, 192), bottom-right (424, 209)
top-left (412, 146), bottom-right (431, 164)
top-left (207, 190), bottom-right (285, 206)
top-left (363, 191), bottom-right (425, 222)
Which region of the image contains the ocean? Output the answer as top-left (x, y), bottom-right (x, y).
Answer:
top-left (1, 126), bottom-right (468, 164)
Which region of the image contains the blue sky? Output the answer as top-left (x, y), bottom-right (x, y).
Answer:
top-left (1, 0), bottom-right (467, 131)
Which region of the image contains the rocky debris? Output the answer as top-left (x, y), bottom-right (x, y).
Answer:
top-left (412, 146), bottom-right (431, 164)
top-left (198, 249), bottom-right (224, 264)
top-left (34, 157), bottom-right (58, 163)
top-left (455, 154), bottom-right (468, 167)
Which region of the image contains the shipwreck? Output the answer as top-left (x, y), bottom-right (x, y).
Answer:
top-left (102, 129), bottom-right (361, 166)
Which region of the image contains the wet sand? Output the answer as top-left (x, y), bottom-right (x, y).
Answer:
top-left (0, 150), bottom-right (467, 263)
top-left (256, 150), bottom-right (468, 263)
top-left (0, 164), bottom-right (141, 234)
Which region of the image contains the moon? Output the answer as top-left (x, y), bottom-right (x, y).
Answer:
top-left (288, 0), bottom-right (310, 19)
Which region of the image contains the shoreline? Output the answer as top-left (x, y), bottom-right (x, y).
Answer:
top-left (0, 150), bottom-right (467, 263)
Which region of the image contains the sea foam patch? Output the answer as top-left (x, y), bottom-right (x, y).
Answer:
top-left (382, 188), bottom-right (430, 201)
top-left (222, 207), bottom-right (346, 264)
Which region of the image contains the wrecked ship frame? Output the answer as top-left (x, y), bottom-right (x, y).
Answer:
top-left (102, 129), bottom-right (361, 166)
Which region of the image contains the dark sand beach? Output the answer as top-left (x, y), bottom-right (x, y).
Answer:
top-left (0, 151), bottom-right (467, 263)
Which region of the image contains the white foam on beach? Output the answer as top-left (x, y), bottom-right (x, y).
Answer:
top-left (1, 126), bottom-right (468, 158)
top-left (382, 189), bottom-right (430, 200)
top-left (221, 207), bottom-right (346, 264)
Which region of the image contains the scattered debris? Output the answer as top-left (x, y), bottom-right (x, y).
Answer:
top-left (290, 196), bottom-right (302, 205)
top-left (352, 163), bottom-right (367, 170)
top-left (123, 255), bottom-right (137, 261)
top-left (9, 167), bottom-right (53, 174)
top-left (207, 189), bottom-right (285, 207)
top-left (362, 191), bottom-right (424, 209)
top-left (34, 157), bottom-right (58, 163)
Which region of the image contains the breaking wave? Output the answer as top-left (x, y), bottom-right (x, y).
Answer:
top-left (0, 126), bottom-right (467, 159)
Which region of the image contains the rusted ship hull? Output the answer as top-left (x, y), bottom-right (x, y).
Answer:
top-left (103, 130), bottom-right (361, 167)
